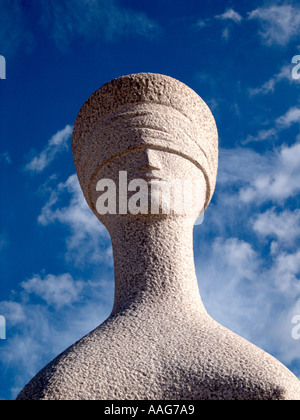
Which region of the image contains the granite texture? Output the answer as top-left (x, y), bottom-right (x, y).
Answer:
top-left (17, 73), bottom-right (300, 401)
top-left (72, 73), bottom-right (218, 213)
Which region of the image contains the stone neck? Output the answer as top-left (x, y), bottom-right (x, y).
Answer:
top-left (107, 216), bottom-right (206, 317)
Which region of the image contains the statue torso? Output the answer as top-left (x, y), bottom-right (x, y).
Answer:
top-left (17, 306), bottom-right (300, 400)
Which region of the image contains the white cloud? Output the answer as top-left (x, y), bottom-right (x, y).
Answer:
top-left (239, 144), bottom-right (300, 204)
top-left (197, 236), bottom-right (265, 338)
top-left (249, 64), bottom-right (293, 96)
top-left (276, 107), bottom-right (300, 129)
top-left (0, 301), bottom-right (26, 326)
top-left (217, 142), bottom-right (300, 205)
top-left (271, 297), bottom-right (300, 364)
top-left (243, 128), bottom-right (278, 144)
top-left (21, 273), bottom-right (84, 309)
top-left (214, 237), bottom-right (259, 281)
top-left (194, 8), bottom-right (242, 38)
top-left (253, 208), bottom-right (300, 247)
top-left (196, 143), bottom-right (300, 369)
top-left (25, 125), bottom-right (73, 173)
top-left (38, 174), bottom-right (111, 265)
top-left (212, 8), bottom-right (243, 41)
top-left (0, 272), bottom-right (113, 399)
top-left (216, 8), bottom-right (243, 24)
top-left (197, 233), bottom-right (300, 366)
top-left (248, 5), bottom-right (300, 46)
top-left (217, 147), bottom-right (273, 186)
top-left (213, 146), bottom-right (300, 359)
top-left (272, 249), bottom-right (300, 297)
top-left (243, 106), bottom-right (300, 144)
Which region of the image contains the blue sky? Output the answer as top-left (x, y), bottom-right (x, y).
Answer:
top-left (0, 0), bottom-right (300, 400)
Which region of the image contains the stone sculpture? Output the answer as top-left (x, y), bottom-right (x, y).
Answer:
top-left (17, 73), bottom-right (300, 400)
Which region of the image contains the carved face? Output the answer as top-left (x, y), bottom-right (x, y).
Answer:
top-left (90, 146), bottom-right (207, 226)
top-left (73, 74), bottom-right (218, 230)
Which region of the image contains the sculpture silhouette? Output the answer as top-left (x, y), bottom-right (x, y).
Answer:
top-left (17, 73), bottom-right (300, 400)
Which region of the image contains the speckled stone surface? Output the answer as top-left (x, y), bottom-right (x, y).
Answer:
top-left (72, 73), bottom-right (218, 213)
top-left (17, 73), bottom-right (300, 400)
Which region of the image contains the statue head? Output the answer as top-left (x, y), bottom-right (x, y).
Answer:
top-left (72, 73), bottom-right (218, 227)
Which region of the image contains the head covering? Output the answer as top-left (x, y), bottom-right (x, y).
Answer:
top-left (73, 73), bottom-right (218, 211)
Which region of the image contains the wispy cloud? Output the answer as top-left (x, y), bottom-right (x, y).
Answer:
top-left (276, 107), bottom-right (300, 129)
top-left (249, 64), bottom-right (293, 96)
top-left (213, 142), bottom-right (300, 212)
top-left (253, 208), bottom-right (300, 249)
top-left (196, 143), bottom-right (300, 367)
top-left (248, 4), bottom-right (300, 46)
top-left (25, 125), bottom-right (73, 173)
top-left (243, 128), bottom-right (278, 144)
top-left (243, 106), bottom-right (300, 144)
top-left (0, 271), bottom-right (113, 399)
top-left (221, 27), bottom-right (230, 41)
top-left (21, 273), bottom-right (84, 309)
top-left (38, 174), bottom-right (112, 266)
top-left (214, 8), bottom-right (243, 41)
top-left (193, 7), bottom-right (242, 40)
top-left (272, 250), bottom-right (300, 297)
top-left (0, 151), bottom-right (12, 165)
top-left (216, 8), bottom-right (243, 24)
top-left (39, 0), bottom-right (160, 48)
top-left (198, 234), bottom-right (300, 365)
top-left (239, 141), bottom-right (300, 204)
top-left (0, 0), bottom-right (34, 57)
top-left (194, 19), bottom-right (209, 29)
top-left (0, 0), bottom-right (160, 56)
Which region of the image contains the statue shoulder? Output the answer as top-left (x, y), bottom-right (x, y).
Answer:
top-left (184, 318), bottom-right (300, 400)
